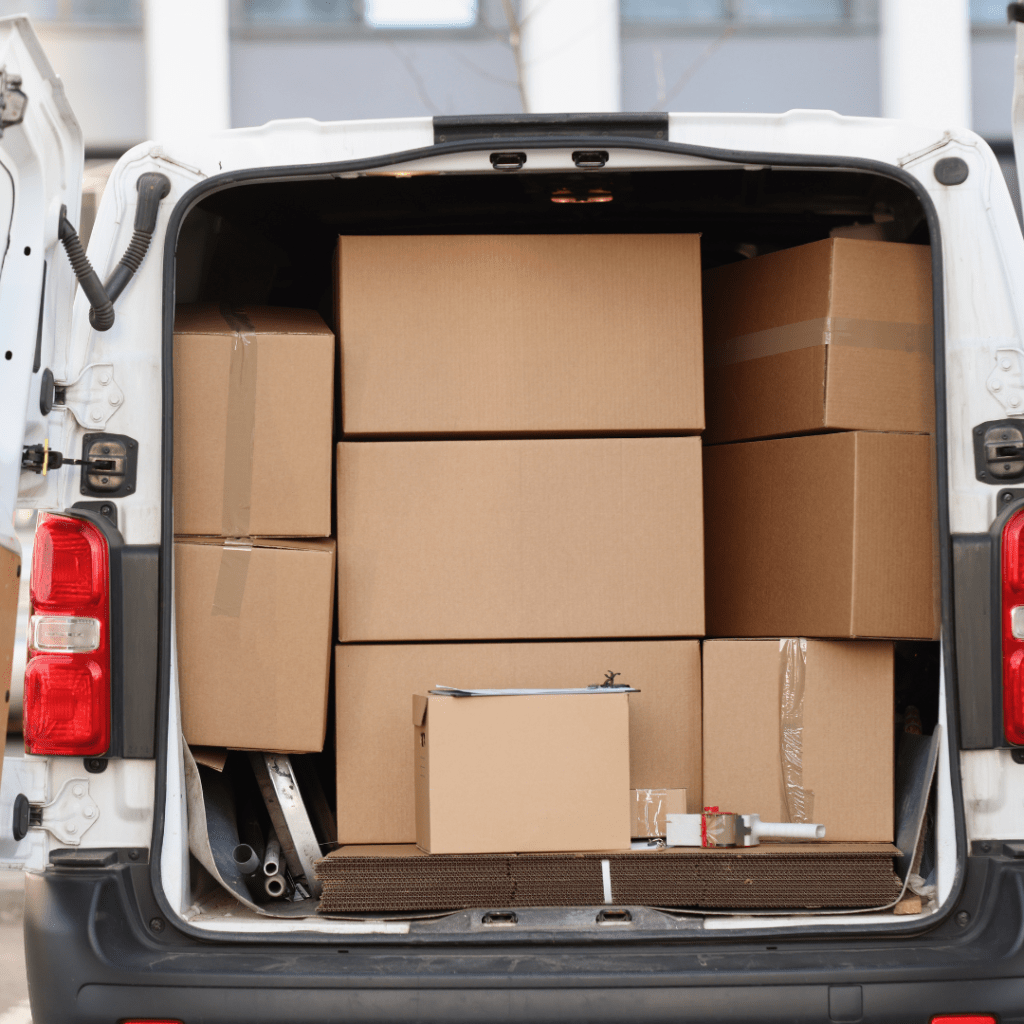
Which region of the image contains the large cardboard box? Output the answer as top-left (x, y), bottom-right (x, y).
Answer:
top-left (703, 238), bottom-right (933, 444)
top-left (335, 640), bottom-right (703, 845)
top-left (173, 305), bottom-right (334, 537)
top-left (414, 690), bottom-right (632, 854)
top-left (703, 432), bottom-right (939, 640)
top-left (337, 437), bottom-right (704, 641)
top-left (335, 234), bottom-right (704, 436)
top-left (703, 639), bottom-right (894, 842)
top-left (175, 537), bottom-right (335, 752)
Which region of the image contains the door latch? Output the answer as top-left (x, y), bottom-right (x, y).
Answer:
top-left (974, 420), bottom-right (1024, 482)
top-left (22, 433), bottom-right (138, 497)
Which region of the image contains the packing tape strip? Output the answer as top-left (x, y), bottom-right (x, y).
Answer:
top-left (212, 540), bottom-right (252, 618)
top-left (778, 638), bottom-right (814, 824)
top-left (219, 305), bottom-right (258, 537)
top-left (706, 316), bottom-right (933, 369)
top-left (601, 859), bottom-right (612, 905)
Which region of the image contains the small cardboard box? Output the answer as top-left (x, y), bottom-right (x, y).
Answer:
top-left (337, 437), bottom-right (704, 641)
top-left (703, 432), bottom-right (939, 640)
top-left (173, 305), bottom-right (334, 537)
top-left (414, 690), bottom-right (632, 854)
top-left (703, 639), bottom-right (894, 842)
top-left (335, 639), bottom-right (703, 845)
top-left (703, 238), bottom-right (933, 444)
top-left (336, 234), bottom-right (704, 436)
top-left (632, 789), bottom-right (686, 838)
top-left (175, 537), bottom-right (335, 752)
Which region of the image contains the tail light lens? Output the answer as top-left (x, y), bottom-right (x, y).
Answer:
top-left (23, 512), bottom-right (111, 756)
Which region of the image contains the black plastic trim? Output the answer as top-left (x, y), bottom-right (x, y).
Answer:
top-left (954, 533), bottom-right (998, 748)
top-left (152, 130), bottom-right (960, 947)
top-left (434, 113), bottom-right (669, 142)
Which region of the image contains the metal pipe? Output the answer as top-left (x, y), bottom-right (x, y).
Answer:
top-left (263, 835), bottom-right (282, 878)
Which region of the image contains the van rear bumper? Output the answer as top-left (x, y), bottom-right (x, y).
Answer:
top-left (24, 858), bottom-right (1024, 1024)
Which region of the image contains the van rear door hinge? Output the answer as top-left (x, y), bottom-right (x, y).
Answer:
top-left (13, 778), bottom-right (99, 847)
top-left (0, 68), bottom-right (27, 133)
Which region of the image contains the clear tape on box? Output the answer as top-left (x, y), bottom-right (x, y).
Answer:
top-left (779, 637), bottom-right (814, 825)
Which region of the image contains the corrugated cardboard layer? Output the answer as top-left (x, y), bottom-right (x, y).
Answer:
top-left (175, 537), bottom-right (335, 752)
top-left (703, 238), bottom-right (933, 443)
top-left (335, 640), bottom-right (702, 846)
top-left (703, 639), bottom-right (894, 843)
top-left (703, 432), bottom-right (939, 640)
top-left (337, 234), bottom-right (704, 436)
top-left (316, 845), bottom-right (901, 912)
top-left (337, 437), bottom-right (704, 641)
top-left (173, 304), bottom-right (334, 537)
top-left (415, 692), bottom-right (632, 854)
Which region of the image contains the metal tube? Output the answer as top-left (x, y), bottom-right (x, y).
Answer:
top-left (264, 873), bottom-right (290, 899)
top-left (263, 835), bottom-right (282, 878)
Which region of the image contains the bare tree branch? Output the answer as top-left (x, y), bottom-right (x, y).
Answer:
top-left (388, 41), bottom-right (442, 115)
top-left (501, 0), bottom-right (530, 112)
top-left (650, 26), bottom-right (736, 112)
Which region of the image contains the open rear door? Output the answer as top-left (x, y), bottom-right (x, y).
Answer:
top-left (0, 16), bottom-right (82, 825)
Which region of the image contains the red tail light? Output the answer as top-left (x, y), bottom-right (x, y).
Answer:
top-left (23, 512), bottom-right (111, 756)
top-left (931, 1017), bottom-right (997, 1024)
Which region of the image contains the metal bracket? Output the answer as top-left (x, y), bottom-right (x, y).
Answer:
top-left (34, 778), bottom-right (99, 847)
top-left (987, 349), bottom-right (1024, 415)
top-left (55, 363), bottom-right (124, 429)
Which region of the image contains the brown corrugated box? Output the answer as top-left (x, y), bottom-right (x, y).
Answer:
top-left (335, 640), bottom-right (703, 845)
top-left (413, 691), bottom-right (632, 854)
top-left (173, 305), bottom-right (334, 537)
top-left (703, 639), bottom-right (894, 842)
top-left (632, 789), bottom-right (686, 838)
top-left (703, 238), bottom-right (933, 444)
top-left (175, 537), bottom-right (335, 752)
top-left (703, 432), bottom-right (939, 640)
top-left (335, 234), bottom-right (704, 437)
top-left (337, 437), bottom-right (704, 641)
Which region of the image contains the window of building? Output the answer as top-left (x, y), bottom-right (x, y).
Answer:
top-left (0, 0), bottom-right (140, 22)
top-left (237, 0), bottom-right (478, 28)
top-left (622, 0), bottom-right (850, 23)
top-left (970, 0), bottom-right (1010, 24)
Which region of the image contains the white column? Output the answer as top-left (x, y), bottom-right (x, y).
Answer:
top-left (518, 0), bottom-right (621, 114)
top-left (143, 0), bottom-right (231, 140)
top-left (880, 0), bottom-right (972, 129)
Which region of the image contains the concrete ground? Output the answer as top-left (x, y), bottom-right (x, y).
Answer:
top-left (0, 871), bottom-right (30, 1024)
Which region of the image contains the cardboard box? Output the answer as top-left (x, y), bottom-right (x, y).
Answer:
top-left (173, 305), bottom-right (334, 537)
top-left (414, 690), bottom-right (632, 854)
top-left (703, 432), bottom-right (939, 640)
top-left (337, 437), bottom-right (704, 641)
top-left (703, 238), bottom-right (933, 444)
top-left (175, 537), bottom-right (335, 752)
top-left (632, 789), bottom-right (686, 837)
top-left (335, 234), bottom-right (704, 436)
top-left (335, 640), bottom-right (703, 845)
top-left (703, 639), bottom-right (894, 842)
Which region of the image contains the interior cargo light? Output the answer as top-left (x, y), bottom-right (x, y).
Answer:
top-left (23, 512), bottom-right (111, 756)
top-left (550, 187), bottom-right (613, 204)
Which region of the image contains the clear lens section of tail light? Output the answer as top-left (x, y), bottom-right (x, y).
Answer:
top-left (29, 614), bottom-right (101, 652)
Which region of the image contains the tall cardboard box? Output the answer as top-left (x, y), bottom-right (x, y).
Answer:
top-left (173, 305), bottom-right (334, 537)
top-left (414, 691), bottom-right (632, 854)
top-left (703, 432), bottom-right (939, 640)
top-left (337, 436), bottom-right (704, 641)
top-left (335, 640), bottom-right (702, 845)
top-left (703, 238), bottom-right (933, 444)
top-left (336, 234), bottom-right (704, 436)
top-left (703, 639), bottom-right (894, 842)
top-left (175, 537), bottom-right (335, 752)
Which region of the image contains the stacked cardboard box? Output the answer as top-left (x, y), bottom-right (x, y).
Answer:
top-left (333, 234), bottom-right (707, 854)
top-left (700, 238), bottom-right (938, 842)
top-left (173, 305), bottom-right (336, 753)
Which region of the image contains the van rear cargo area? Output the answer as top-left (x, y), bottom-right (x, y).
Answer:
top-left (170, 157), bottom-right (943, 936)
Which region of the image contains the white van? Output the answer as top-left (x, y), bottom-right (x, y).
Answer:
top-left (1, 11), bottom-right (1023, 1022)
